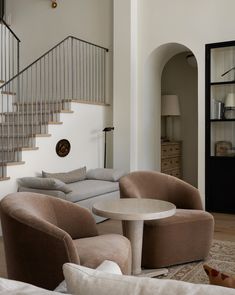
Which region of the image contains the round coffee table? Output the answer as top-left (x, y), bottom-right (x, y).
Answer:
top-left (92, 198), bottom-right (176, 277)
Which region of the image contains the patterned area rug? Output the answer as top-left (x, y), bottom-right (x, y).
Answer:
top-left (162, 240), bottom-right (235, 284)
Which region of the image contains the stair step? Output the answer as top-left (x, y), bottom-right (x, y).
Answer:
top-left (1, 91), bottom-right (16, 95)
top-left (0, 177), bottom-right (10, 181)
top-left (0, 161), bottom-right (25, 166)
top-left (21, 147), bottom-right (39, 151)
top-left (0, 124), bottom-right (48, 135)
top-left (0, 146), bottom-right (38, 151)
top-left (0, 150), bottom-right (22, 162)
top-left (14, 99), bottom-right (72, 106)
top-left (48, 121), bottom-right (63, 125)
top-left (6, 161), bottom-right (25, 166)
top-left (0, 134), bottom-right (50, 140)
top-left (35, 134), bottom-right (51, 137)
top-left (60, 110), bottom-right (73, 113)
top-left (3, 109), bottom-right (72, 115)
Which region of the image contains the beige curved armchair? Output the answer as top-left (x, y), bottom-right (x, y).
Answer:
top-left (119, 171), bottom-right (214, 268)
top-left (0, 192), bottom-right (131, 290)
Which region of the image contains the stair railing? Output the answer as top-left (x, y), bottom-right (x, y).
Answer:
top-left (0, 35), bottom-right (109, 177)
top-left (0, 18), bottom-right (20, 84)
top-left (0, 18), bottom-right (20, 178)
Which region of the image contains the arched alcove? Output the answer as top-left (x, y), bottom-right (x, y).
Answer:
top-left (140, 43), bottom-right (198, 186)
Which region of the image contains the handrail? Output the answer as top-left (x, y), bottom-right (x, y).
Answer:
top-left (0, 18), bottom-right (21, 42)
top-left (0, 35), bottom-right (108, 89)
top-left (0, 33), bottom-right (108, 176)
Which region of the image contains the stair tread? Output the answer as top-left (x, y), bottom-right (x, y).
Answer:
top-left (14, 99), bottom-right (72, 105)
top-left (0, 146), bottom-right (38, 151)
top-left (0, 133), bottom-right (51, 137)
top-left (0, 177), bottom-right (10, 181)
top-left (0, 161), bottom-right (25, 166)
top-left (1, 91), bottom-right (16, 95)
top-left (3, 109), bottom-right (71, 115)
top-left (0, 121), bottom-right (61, 126)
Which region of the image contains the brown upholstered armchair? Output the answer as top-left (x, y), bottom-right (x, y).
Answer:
top-left (0, 192), bottom-right (131, 290)
top-left (119, 171), bottom-right (214, 268)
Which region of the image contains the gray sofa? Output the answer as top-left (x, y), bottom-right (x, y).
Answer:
top-left (18, 167), bottom-right (125, 222)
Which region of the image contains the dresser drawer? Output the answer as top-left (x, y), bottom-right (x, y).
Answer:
top-left (161, 143), bottom-right (181, 157)
top-left (161, 157), bottom-right (181, 170)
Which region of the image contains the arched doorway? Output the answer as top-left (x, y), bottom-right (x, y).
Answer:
top-left (141, 43), bottom-right (198, 187)
top-left (161, 52), bottom-right (198, 187)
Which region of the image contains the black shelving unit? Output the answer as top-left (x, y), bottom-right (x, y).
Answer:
top-left (206, 40), bottom-right (235, 213)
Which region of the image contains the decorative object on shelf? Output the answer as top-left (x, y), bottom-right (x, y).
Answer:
top-left (211, 99), bottom-right (224, 119)
top-left (224, 93), bottom-right (235, 119)
top-left (221, 66), bottom-right (235, 78)
top-left (215, 141), bottom-right (232, 157)
top-left (161, 94), bottom-right (181, 141)
top-left (51, 0), bottom-right (57, 8)
top-left (103, 127), bottom-right (114, 168)
top-left (56, 139), bottom-right (71, 157)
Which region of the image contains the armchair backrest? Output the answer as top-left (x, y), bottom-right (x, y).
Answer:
top-left (119, 171), bottom-right (203, 210)
top-left (0, 192), bottom-right (97, 290)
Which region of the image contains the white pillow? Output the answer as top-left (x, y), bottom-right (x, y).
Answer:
top-left (0, 277), bottom-right (63, 294)
top-left (55, 260), bottom-right (121, 293)
top-left (95, 260), bottom-right (122, 275)
top-left (86, 168), bottom-right (126, 182)
top-left (63, 263), bottom-right (235, 295)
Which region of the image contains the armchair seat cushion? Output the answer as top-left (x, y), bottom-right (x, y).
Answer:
top-left (73, 234), bottom-right (131, 275)
top-left (67, 180), bottom-right (119, 202)
top-left (142, 209), bottom-right (214, 268)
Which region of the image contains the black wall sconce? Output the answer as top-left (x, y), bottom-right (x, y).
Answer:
top-left (103, 127), bottom-right (114, 168)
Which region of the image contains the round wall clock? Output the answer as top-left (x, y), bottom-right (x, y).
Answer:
top-left (56, 139), bottom-right (71, 157)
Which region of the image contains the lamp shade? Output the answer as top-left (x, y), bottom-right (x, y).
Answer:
top-left (225, 93), bottom-right (235, 108)
top-left (161, 95), bottom-right (180, 116)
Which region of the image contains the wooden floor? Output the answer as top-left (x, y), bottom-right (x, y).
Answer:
top-left (212, 212), bottom-right (235, 242)
top-left (0, 212), bottom-right (234, 278)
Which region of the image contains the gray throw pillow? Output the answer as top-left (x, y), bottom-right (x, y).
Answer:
top-left (86, 168), bottom-right (126, 182)
top-left (42, 167), bottom-right (86, 184)
top-left (18, 177), bottom-right (72, 194)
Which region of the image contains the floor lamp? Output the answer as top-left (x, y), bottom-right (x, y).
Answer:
top-left (103, 127), bottom-right (114, 168)
top-left (161, 95), bottom-right (180, 141)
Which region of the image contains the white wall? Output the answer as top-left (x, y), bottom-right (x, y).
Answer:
top-left (6, 0), bottom-right (113, 69)
top-left (161, 52), bottom-right (198, 187)
top-left (113, 0), bottom-right (235, 206)
top-left (0, 102), bottom-right (109, 197)
top-left (113, 0), bottom-right (138, 171)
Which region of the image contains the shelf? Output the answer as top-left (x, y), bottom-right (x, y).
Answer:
top-left (210, 119), bottom-right (235, 122)
top-left (210, 80), bottom-right (235, 86)
top-left (210, 156), bottom-right (235, 159)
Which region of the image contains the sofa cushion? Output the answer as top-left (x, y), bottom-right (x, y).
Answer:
top-left (42, 167), bottom-right (86, 184)
top-left (86, 168), bottom-right (126, 182)
top-left (18, 186), bottom-right (67, 199)
top-left (66, 180), bottom-right (119, 202)
top-left (18, 177), bottom-right (72, 193)
top-left (63, 263), bottom-right (235, 295)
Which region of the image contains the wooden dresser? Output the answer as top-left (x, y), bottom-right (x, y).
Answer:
top-left (161, 141), bottom-right (181, 178)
